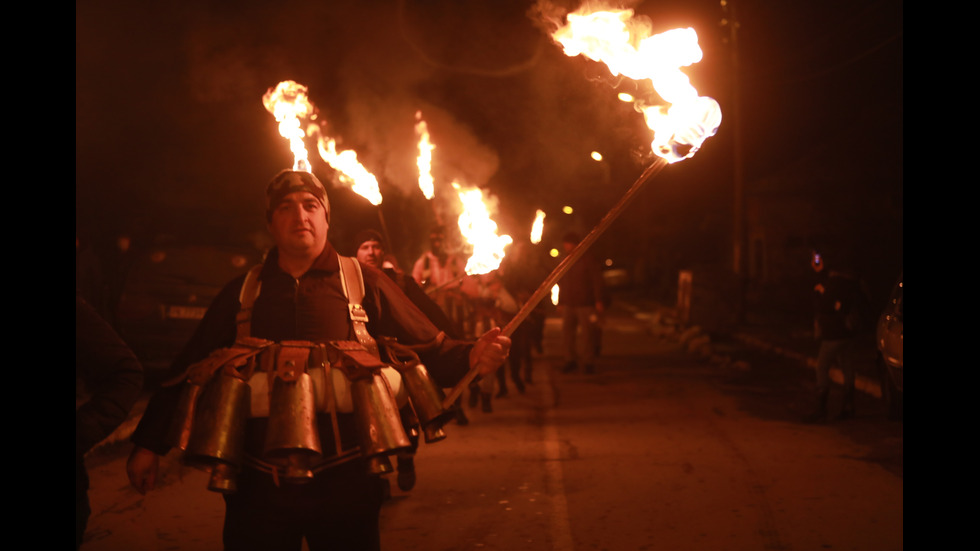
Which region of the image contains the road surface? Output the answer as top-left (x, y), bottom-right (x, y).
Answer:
top-left (81, 301), bottom-right (903, 550)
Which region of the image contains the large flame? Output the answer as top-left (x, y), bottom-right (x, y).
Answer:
top-left (454, 182), bottom-right (513, 275)
top-left (262, 80), bottom-right (383, 205)
top-left (552, 6), bottom-right (721, 163)
top-left (312, 126), bottom-right (383, 206)
top-left (262, 81), bottom-right (313, 172)
top-left (530, 209), bottom-right (546, 244)
top-left (415, 111), bottom-right (435, 200)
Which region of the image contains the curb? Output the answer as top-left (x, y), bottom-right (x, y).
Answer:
top-left (631, 305), bottom-right (882, 399)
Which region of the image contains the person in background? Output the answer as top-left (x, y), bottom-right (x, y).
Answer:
top-left (557, 232), bottom-right (604, 374)
top-left (352, 228), bottom-right (465, 485)
top-left (411, 225), bottom-right (467, 336)
top-left (804, 248), bottom-right (873, 423)
top-left (459, 271), bottom-right (520, 411)
top-left (498, 240), bottom-right (548, 385)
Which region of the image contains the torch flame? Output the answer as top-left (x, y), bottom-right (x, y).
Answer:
top-left (552, 6), bottom-right (721, 162)
top-left (262, 80), bottom-right (383, 205)
top-left (415, 111), bottom-right (435, 200)
top-left (453, 182), bottom-right (513, 275)
top-left (530, 209), bottom-right (546, 244)
top-left (262, 81), bottom-right (313, 172)
top-left (313, 129), bottom-right (383, 206)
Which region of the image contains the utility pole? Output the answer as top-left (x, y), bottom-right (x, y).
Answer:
top-left (721, 0), bottom-right (746, 323)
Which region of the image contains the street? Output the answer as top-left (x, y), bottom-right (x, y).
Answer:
top-left (81, 301), bottom-right (903, 551)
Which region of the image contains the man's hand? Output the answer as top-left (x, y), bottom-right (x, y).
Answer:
top-left (127, 446), bottom-right (160, 495)
top-left (469, 327), bottom-right (512, 376)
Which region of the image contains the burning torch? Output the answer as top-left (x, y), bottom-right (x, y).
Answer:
top-left (263, 80), bottom-right (391, 244)
top-left (442, 4), bottom-right (722, 407)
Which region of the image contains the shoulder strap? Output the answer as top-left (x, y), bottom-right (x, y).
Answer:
top-left (337, 254), bottom-right (379, 356)
top-left (236, 264), bottom-right (263, 341)
top-left (235, 257), bottom-right (380, 356)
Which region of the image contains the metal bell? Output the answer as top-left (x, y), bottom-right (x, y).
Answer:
top-left (350, 372), bottom-right (412, 461)
top-left (165, 381), bottom-right (203, 451)
top-left (367, 455), bottom-right (394, 475)
top-left (263, 372), bottom-right (322, 483)
top-left (399, 362), bottom-right (455, 440)
top-left (423, 425), bottom-right (447, 444)
top-left (183, 373), bottom-right (250, 494)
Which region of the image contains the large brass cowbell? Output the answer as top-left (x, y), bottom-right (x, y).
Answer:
top-left (264, 345), bottom-right (323, 483)
top-left (183, 372), bottom-right (250, 493)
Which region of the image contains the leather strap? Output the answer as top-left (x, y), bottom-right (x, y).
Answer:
top-left (337, 254), bottom-right (379, 357)
top-left (236, 265), bottom-right (263, 342)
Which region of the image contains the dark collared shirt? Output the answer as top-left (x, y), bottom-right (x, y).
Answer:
top-left (132, 243), bottom-right (472, 457)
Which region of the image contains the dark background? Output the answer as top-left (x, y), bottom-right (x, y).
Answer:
top-left (76, 0), bottom-right (903, 325)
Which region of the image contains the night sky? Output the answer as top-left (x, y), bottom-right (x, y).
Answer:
top-left (76, 0), bottom-right (902, 278)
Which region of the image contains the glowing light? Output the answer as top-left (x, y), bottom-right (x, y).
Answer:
top-left (551, 5), bottom-right (721, 163)
top-left (313, 129), bottom-right (383, 205)
top-left (605, 258), bottom-right (613, 267)
top-left (262, 81), bottom-right (313, 172)
top-left (550, 248), bottom-right (559, 258)
top-left (618, 93), bottom-right (634, 102)
top-left (530, 209), bottom-right (546, 244)
top-left (262, 80), bottom-right (383, 205)
top-left (591, 151), bottom-right (603, 161)
top-left (551, 284), bottom-right (560, 306)
top-left (454, 182), bottom-right (513, 275)
top-left (415, 111), bottom-right (435, 200)
top-left (562, 206), bottom-right (574, 214)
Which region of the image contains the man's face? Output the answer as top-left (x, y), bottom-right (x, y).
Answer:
top-left (268, 191), bottom-right (329, 258)
top-left (356, 240), bottom-right (384, 268)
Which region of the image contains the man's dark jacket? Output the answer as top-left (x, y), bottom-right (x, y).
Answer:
top-left (132, 244), bottom-right (474, 460)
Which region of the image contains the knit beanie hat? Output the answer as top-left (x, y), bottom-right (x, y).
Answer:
top-left (265, 170), bottom-right (330, 222)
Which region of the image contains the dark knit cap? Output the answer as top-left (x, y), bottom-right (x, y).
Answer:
top-left (265, 170), bottom-right (330, 222)
top-left (352, 228), bottom-right (385, 251)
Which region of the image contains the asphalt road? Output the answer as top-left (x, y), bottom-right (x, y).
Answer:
top-left (80, 302), bottom-right (903, 551)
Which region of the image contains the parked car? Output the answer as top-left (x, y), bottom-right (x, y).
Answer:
top-left (876, 272), bottom-right (903, 420)
top-left (114, 243), bottom-right (263, 374)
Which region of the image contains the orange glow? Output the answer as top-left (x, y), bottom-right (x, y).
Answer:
top-left (530, 209), bottom-right (546, 244)
top-left (262, 81), bottom-right (313, 172)
top-left (415, 111), bottom-right (435, 200)
top-left (552, 6), bottom-right (721, 163)
top-left (262, 80), bottom-right (382, 205)
top-left (312, 127), bottom-right (383, 206)
top-left (453, 182), bottom-right (512, 275)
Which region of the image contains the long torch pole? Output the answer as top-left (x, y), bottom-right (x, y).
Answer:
top-left (442, 157), bottom-right (669, 408)
top-left (377, 206), bottom-right (394, 257)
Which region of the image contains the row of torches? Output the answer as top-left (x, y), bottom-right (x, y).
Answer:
top-left (167, 3), bottom-right (721, 493)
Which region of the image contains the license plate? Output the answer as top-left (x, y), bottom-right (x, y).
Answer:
top-left (167, 305), bottom-right (207, 320)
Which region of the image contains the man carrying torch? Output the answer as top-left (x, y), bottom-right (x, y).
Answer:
top-left (126, 170), bottom-right (510, 551)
